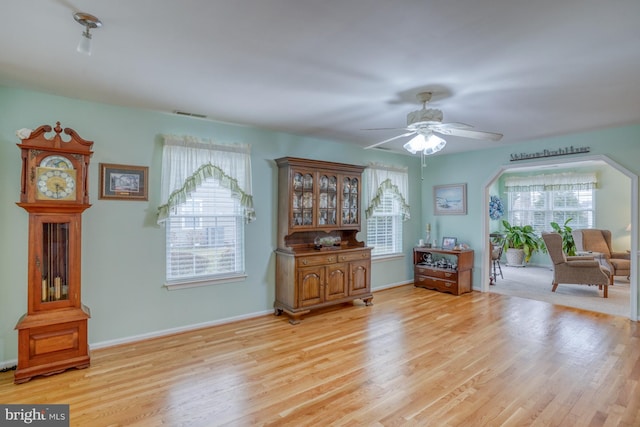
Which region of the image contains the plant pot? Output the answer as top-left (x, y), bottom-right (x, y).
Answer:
top-left (505, 248), bottom-right (526, 267)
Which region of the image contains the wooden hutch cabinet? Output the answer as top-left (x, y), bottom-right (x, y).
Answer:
top-left (413, 247), bottom-right (474, 295)
top-left (14, 122), bottom-right (93, 383)
top-left (274, 157), bottom-right (372, 324)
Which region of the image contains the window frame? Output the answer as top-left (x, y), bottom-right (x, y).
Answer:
top-left (164, 176), bottom-right (247, 290)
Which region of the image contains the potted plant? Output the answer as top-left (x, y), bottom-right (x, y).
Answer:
top-left (501, 220), bottom-right (545, 266)
top-left (550, 218), bottom-right (576, 255)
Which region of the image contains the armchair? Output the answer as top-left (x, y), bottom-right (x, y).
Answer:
top-left (572, 228), bottom-right (630, 284)
top-left (541, 232), bottom-right (611, 298)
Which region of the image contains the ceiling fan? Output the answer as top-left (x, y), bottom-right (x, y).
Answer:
top-left (364, 92), bottom-right (503, 155)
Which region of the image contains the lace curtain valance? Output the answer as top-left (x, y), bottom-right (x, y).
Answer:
top-left (504, 172), bottom-right (597, 192)
top-left (364, 163), bottom-right (410, 220)
top-left (157, 134), bottom-right (255, 224)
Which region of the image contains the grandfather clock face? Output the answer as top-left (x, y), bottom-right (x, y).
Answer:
top-left (35, 155), bottom-right (77, 201)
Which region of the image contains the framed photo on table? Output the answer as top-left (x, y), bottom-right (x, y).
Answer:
top-left (99, 163), bottom-right (148, 201)
top-left (433, 183), bottom-right (467, 215)
top-left (442, 237), bottom-right (458, 250)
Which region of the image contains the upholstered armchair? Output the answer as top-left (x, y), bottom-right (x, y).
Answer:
top-left (541, 232), bottom-right (612, 298)
top-left (572, 228), bottom-right (630, 284)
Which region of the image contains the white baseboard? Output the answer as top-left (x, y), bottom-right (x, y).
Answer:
top-left (1, 359), bottom-right (17, 371)
top-left (0, 285), bottom-right (413, 367)
top-left (0, 310), bottom-right (274, 369)
top-left (90, 309), bottom-right (274, 351)
top-left (373, 280), bottom-right (413, 291)
top-left (92, 284), bottom-right (413, 351)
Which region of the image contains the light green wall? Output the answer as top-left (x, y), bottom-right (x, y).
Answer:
top-left (1, 86), bottom-right (638, 363)
top-left (0, 86), bottom-right (423, 363)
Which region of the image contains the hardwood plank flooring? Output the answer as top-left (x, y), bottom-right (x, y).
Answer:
top-left (1, 285), bottom-right (639, 426)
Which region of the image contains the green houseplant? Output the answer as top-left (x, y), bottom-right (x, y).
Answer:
top-left (550, 218), bottom-right (577, 256)
top-left (501, 220), bottom-right (545, 266)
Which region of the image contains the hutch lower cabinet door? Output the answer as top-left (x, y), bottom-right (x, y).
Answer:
top-left (275, 248), bottom-right (373, 324)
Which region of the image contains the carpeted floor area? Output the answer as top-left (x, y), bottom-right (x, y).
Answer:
top-left (490, 264), bottom-right (630, 318)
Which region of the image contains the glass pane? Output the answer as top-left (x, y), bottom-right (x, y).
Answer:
top-left (41, 222), bottom-right (69, 302)
top-left (318, 174), bottom-right (337, 226)
top-left (343, 178), bottom-right (350, 194)
top-left (320, 175), bottom-right (328, 190)
top-left (292, 172), bottom-right (315, 227)
top-left (328, 176), bottom-right (337, 191)
top-left (351, 178), bottom-right (358, 193)
top-left (293, 173), bottom-right (302, 190)
top-left (303, 173), bottom-right (313, 190)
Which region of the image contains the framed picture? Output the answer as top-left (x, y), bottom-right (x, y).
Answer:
top-left (99, 163), bottom-right (148, 201)
top-left (442, 236), bottom-right (458, 250)
top-left (433, 183), bottom-right (467, 215)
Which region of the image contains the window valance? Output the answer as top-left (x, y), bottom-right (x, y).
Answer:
top-left (504, 172), bottom-right (597, 192)
top-left (157, 134), bottom-right (255, 224)
top-left (364, 163), bottom-right (410, 220)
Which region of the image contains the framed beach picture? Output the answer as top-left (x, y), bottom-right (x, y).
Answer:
top-left (99, 163), bottom-right (148, 201)
top-left (433, 183), bottom-right (467, 215)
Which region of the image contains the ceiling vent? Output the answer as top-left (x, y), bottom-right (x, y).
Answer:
top-left (173, 111), bottom-right (208, 119)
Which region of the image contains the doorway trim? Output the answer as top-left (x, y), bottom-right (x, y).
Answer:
top-left (481, 154), bottom-right (638, 321)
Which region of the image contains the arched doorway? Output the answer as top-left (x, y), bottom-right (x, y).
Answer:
top-left (481, 154), bottom-right (638, 321)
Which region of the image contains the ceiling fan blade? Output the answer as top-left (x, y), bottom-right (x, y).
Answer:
top-left (361, 127), bottom-right (408, 131)
top-left (430, 122), bottom-right (473, 130)
top-left (434, 127), bottom-right (503, 141)
top-left (364, 131), bottom-right (416, 149)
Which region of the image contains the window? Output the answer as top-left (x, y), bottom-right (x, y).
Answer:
top-left (158, 135), bottom-right (254, 289)
top-left (367, 191), bottom-right (403, 256)
top-left (166, 178), bottom-right (245, 283)
top-left (507, 189), bottom-right (594, 232)
top-left (364, 164), bottom-right (410, 258)
top-left (504, 172), bottom-right (596, 233)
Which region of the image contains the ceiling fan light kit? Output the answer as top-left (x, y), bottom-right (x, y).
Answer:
top-left (364, 91), bottom-right (503, 155)
top-left (403, 133), bottom-right (446, 155)
top-left (73, 12), bottom-right (102, 55)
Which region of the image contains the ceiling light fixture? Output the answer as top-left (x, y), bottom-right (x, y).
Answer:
top-left (73, 12), bottom-right (102, 55)
top-left (403, 132), bottom-right (447, 155)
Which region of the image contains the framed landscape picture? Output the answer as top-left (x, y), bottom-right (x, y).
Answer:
top-left (433, 183), bottom-right (467, 215)
top-left (99, 163), bottom-right (148, 201)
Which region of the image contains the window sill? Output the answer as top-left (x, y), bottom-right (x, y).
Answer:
top-left (372, 253), bottom-right (405, 263)
top-left (164, 273), bottom-right (247, 291)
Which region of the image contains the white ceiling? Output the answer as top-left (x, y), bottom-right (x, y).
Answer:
top-left (2, 1), bottom-right (639, 155)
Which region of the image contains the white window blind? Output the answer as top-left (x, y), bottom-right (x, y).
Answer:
top-left (367, 191), bottom-right (403, 256)
top-left (166, 178), bottom-right (244, 283)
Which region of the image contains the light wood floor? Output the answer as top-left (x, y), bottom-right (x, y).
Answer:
top-left (1, 285), bottom-right (639, 426)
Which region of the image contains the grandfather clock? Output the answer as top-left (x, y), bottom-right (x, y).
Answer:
top-left (14, 122), bottom-right (93, 383)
